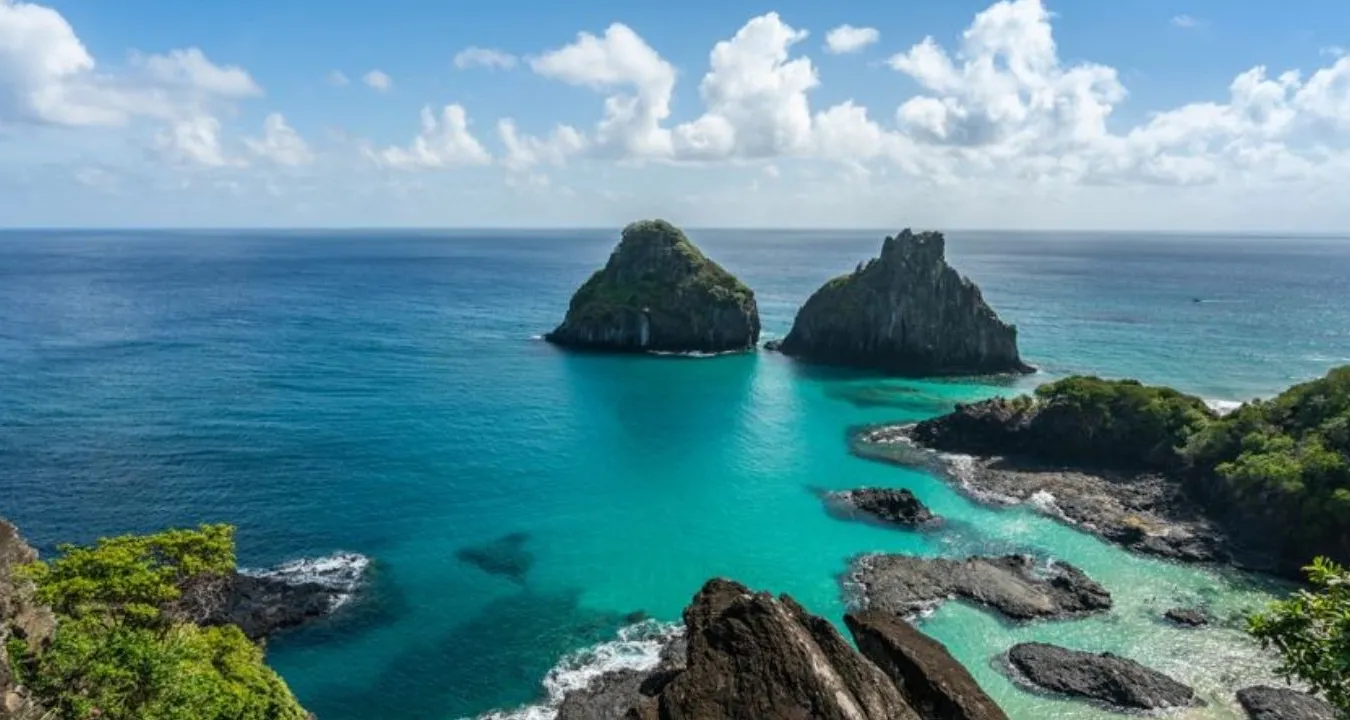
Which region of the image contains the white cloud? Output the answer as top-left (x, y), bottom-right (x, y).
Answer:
top-left (155, 115), bottom-right (235, 167)
top-left (1170, 14), bottom-right (1202, 29)
top-left (824, 25), bottom-right (879, 54)
top-left (327, 70), bottom-right (349, 86)
top-left (454, 46), bottom-right (517, 70)
top-left (376, 104), bottom-right (492, 168)
top-left (363, 69), bottom-right (392, 91)
top-left (497, 118), bottom-right (586, 170)
top-left (245, 113), bottom-right (314, 166)
top-left (1322, 46), bottom-right (1346, 59)
top-left (529, 23), bottom-right (676, 158)
top-left (134, 48), bottom-right (260, 98)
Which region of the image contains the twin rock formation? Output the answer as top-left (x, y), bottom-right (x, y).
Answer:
top-left (546, 220), bottom-right (1031, 376)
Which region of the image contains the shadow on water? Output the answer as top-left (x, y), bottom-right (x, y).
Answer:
top-left (300, 587), bottom-right (634, 720)
top-left (823, 383), bottom-right (960, 416)
top-left (268, 560), bottom-right (408, 651)
top-left (455, 531), bottom-right (535, 585)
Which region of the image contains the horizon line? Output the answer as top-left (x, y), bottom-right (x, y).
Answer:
top-left (4, 226), bottom-right (1350, 238)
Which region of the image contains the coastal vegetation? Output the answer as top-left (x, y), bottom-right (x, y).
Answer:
top-left (5, 524), bottom-right (309, 720)
top-left (1248, 557), bottom-right (1350, 714)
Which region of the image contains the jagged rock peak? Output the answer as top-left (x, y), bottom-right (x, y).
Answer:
top-left (774, 229), bottom-right (1033, 376)
top-left (545, 220), bottom-right (760, 354)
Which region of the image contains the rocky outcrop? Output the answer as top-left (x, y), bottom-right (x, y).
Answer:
top-left (0, 520), bottom-right (54, 719)
top-left (858, 419), bottom-right (1231, 565)
top-left (1006, 642), bottom-right (1198, 710)
top-left (774, 230), bottom-right (1031, 376)
top-left (1236, 686), bottom-right (1338, 720)
top-left (1164, 607), bottom-right (1209, 627)
top-left (546, 220), bottom-right (759, 353)
top-left (552, 578), bottom-right (1008, 720)
top-left (846, 611), bottom-right (1009, 720)
top-left (173, 553), bottom-right (368, 640)
top-left (821, 488), bottom-right (940, 528)
top-left (849, 554), bottom-right (1112, 622)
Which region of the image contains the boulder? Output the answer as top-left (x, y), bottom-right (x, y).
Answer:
top-left (1236, 686), bottom-right (1338, 720)
top-left (546, 220), bottom-right (759, 353)
top-left (846, 611), bottom-right (1008, 720)
top-left (775, 230), bottom-right (1031, 376)
top-left (1164, 607), bottom-right (1209, 627)
top-left (823, 488), bottom-right (940, 528)
top-left (1006, 642), bottom-right (1197, 710)
top-left (849, 554), bottom-right (1112, 622)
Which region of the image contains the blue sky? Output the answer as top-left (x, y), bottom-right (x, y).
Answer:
top-left (2, 0), bottom-right (1349, 228)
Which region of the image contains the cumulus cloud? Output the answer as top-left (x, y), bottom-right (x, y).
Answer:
top-left (454, 46), bottom-right (517, 70)
top-left (376, 104), bottom-right (492, 168)
top-left (824, 25), bottom-right (879, 54)
top-left (245, 113), bottom-right (314, 166)
top-left (363, 69), bottom-right (392, 91)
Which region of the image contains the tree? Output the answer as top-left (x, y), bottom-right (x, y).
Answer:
top-left (1248, 557), bottom-right (1350, 714)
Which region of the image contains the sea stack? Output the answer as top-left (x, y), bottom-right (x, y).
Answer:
top-left (774, 230), bottom-right (1031, 376)
top-left (546, 220), bottom-right (760, 353)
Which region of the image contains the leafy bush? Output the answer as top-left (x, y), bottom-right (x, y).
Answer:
top-left (9, 524), bottom-right (309, 720)
top-left (1028, 376), bottom-right (1215, 470)
top-left (1249, 557), bottom-right (1350, 714)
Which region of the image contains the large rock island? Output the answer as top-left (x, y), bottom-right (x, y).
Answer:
top-left (546, 220), bottom-right (760, 353)
top-left (773, 230), bottom-right (1031, 376)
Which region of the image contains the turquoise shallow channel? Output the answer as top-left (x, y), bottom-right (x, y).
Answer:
top-left (2, 230), bottom-right (1350, 719)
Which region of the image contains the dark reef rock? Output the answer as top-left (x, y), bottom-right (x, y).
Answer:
top-left (846, 611), bottom-right (1009, 720)
top-left (455, 531), bottom-right (534, 584)
top-left (848, 554), bottom-right (1111, 622)
top-left (1164, 607), bottom-right (1209, 627)
top-left (857, 421), bottom-right (1232, 566)
top-left (1236, 686), bottom-right (1338, 720)
top-left (545, 220), bottom-right (759, 353)
top-left (1006, 642), bottom-right (1198, 710)
top-left (822, 488), bottom-right (940, 528)
top-left (775, 229), bottom-right (1031, 376)
top-left (174, 553), bottom-right (368, 640)
top-left (0, 520), bottom-right (55, 718)
top-left (553, 577), bottom-right (1009, 720)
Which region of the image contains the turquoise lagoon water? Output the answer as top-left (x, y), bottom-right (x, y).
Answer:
top-left (2, 230), bottom-right (1349, 719)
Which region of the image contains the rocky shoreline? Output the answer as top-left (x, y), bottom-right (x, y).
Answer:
top-left (853, 423), bottom-right (1241, 567)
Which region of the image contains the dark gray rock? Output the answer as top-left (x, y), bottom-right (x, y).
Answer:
top-left (1006, 642), bottom-right (1197, 710)
top-left (1164, 607), bottom-right (1209, 627)
top-left (174, 553), bottom-right (367, 640)
top-left (546, 220), bottom-right (759, 354)
top-left (849, 554), bottom-right (1112, 622)
top-left (776, 229), bottom-right (1032, 376)
top-left (823, 488), bottom-right (940, 528)
top-left (1237, 685), bottom-right (1338, 720)
top-left (846, 611), bottom-right (1009, 720)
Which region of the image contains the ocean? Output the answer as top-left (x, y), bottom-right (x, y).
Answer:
top-left (2, 229), bottom-right (1348, 719)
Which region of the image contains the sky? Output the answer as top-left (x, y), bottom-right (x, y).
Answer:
top-left (1, 0), bottom-right (1349, 230)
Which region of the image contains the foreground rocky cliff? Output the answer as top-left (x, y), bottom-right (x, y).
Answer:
top-left (554, 577), bottom-right (1007, 720)
top-left (546, 220), bottom-right (760, 353)
top-left (773, 230), bottom-right (1031, 376)
top-left (0, 520), bottom-right (54, 719)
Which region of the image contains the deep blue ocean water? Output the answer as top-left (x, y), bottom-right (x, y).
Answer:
top-left (2, 229), bottom-right (1349, 720)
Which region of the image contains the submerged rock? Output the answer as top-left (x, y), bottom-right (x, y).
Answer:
top-left (1164, 607), bottom-right (1209, 627)
top-left (822, 488), bottom-right (940, 528)
top-left (546, 220), bottom-right (759, 353)
top-left (1006, 642), bottom-right (1198, 710)
top-left (846, 611), bottom-right (1009, 720)
top-left (455, 531), bottom-right (534, 584)
top-left (1236, 685), bottom-right (1338, 720)
top-left (775, 229), bottom-right (1031, 376)
top-left (848, 554), bottom-right (1111, 622)
top-left (551, 577), bottom-right (1010, 720)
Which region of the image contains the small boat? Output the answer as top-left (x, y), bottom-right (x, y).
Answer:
top-left (1192, 297), bottom-right (1203, 303)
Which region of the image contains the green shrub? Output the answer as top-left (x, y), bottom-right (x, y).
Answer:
top-left (1249, 557), bottom-right (1350, 714)
top-left (10, 525), bottom-right (309, 720)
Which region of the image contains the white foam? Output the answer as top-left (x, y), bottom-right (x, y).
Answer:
top-left (475, 620), bottom-right (683, 720)
top-left (648, 349), bottom-right (744, 358)
top-left (1204, 399), bottom-right (1244, 416)
top-left (242, 552), bottom-right (371, 609)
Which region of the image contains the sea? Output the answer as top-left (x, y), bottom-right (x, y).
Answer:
top-left (2, 229), bottom-right (1348, 720)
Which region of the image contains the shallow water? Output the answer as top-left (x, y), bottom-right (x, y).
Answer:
top-left (2, 230), bottom-right (1348, 719)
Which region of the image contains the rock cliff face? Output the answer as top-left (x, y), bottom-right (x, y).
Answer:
top-left (554, 577), bottom-right (1007, 720)
top-left (546, 220), bottom-right (760, 353)
top-left (0, 520), bottom-right (54, 719)
top-left (775, 230), bottom-right (1031, 376)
